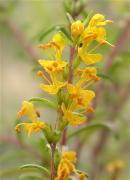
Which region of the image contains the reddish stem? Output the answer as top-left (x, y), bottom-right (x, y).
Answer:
top-left (68, 47), bottom-right (75, 83)
top-left (60, 47), bottom-right (75, 146)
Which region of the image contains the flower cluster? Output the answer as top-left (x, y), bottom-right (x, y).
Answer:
top-left (55, 151), bottom-right (87, 180)
top-left (16, 13), bottom-right (112, 179)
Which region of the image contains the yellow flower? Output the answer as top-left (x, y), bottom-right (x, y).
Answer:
top-left (52, 33), bottom-right (65, 53)
top-left (62, 151), bottom-right (77, 162)
top-left (40, 81), bottom-right (66, 95)
top-left (38, 59), bottom-right (67, 74)
top-left (61, 103), bottom-right (86, 126)
top-left (17, 101), bottom-right (37, 122)
top-left (38, 33), bottom-right (65, 59)
top-left (38, 59), bottom-right (67, 94)
top-left (82, 13), bottom-right (113, 45)
top-left (71, 20), bottom-right (84, 38)
top-left (106, 160), bottom-right (124, 173)
top-left (55, 151), bottom-right (86, 180)
top-left (88, 13), bottom-right (113, 27)
top-left (78, 43), bottom-right (102, 65)
top-left (77, 14), bottom-right (113, 64)
top-left (16, 101), bottom-right (46, 136)
top-left (75, 67), bottom-right (100, 88)
top-left (67, 83), bottom-right (95, 109)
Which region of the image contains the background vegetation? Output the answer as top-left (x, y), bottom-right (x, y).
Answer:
top-left (0, 0), bottom-right (130, 179)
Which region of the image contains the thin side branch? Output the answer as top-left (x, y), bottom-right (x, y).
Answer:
top-left (6, 19), bottom-right (39, 63)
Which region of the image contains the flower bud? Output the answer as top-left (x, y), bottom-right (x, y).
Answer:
top-left (71, 21), bottom-right (84, 38)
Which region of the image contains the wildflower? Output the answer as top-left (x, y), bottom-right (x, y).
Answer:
top-left (88, 13), bottom-right (113, 28)
top-left (38, 33), bottom-right (65, 59)
top-left (40, 80), bottom-right (66, 95)
top-left (75, 67), bottom-right (100, 88)
top-left (106, 160), bottom-right (124, 173)
top-left (55, 151), bottom-right (86, 180)
top-left (38, 59), bottom-right (67, 74)
top-left (67, 83), bottom-right (95, 109)
top-left (61, 103), bottom-right (86, 126)
top-left (71, 20), bottom-right (84, 38)
top-left (78, 43), bottom-right (102, 65)
top-left (76, 13), bottom-right (113, 64)
top-left (38, 36), bottom-right (67, 95)
top-left (83, 13), bottom-right (113, 44)
top-left (38, 59), bottom-right (67, 94)
top-left (16, 101), bottom-right (46, 136)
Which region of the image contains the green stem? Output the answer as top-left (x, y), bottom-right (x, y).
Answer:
top-left (50, 143), bottom-right (56, 180)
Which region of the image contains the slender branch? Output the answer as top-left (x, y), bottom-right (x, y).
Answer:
top-left (6, 19), bottom-right (39, 63)
top-left (60, 47), bottom-right (75, 146)
top-left (68, 47), bottom-right (75, 83)
top-left (105, 20), bottom-right (130, 71)
top-left (0, 135), bottom-right (41, 158)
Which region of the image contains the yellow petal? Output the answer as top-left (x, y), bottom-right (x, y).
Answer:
top-left (52, 33), bottom-right (65, 52)
top-left (40, 81), bottom-right (66, 94)
top-left (78, 47), bottom-right (102, 65)
top-left (62, 151), bottom-right (77, 162)
top-left (71, 20), bottom-right (84, 38)
top-left (17, 101), bottom-right (38, 123)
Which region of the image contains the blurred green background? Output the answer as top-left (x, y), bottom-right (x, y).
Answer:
top-left (0, 0), bottom-right (130, 179)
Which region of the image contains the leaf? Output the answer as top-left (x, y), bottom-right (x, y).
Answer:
top-left (29, 97), bottom-right (57, 109)
top-left (66, 12), bottom-right (74, 23)
top-left (57, 26), bottom-right (73, 45)
top-left (38, 26), bottom-right (56, 41)
top-left (83, 11), bottom-right (93, 25)
top-left (33, 25), bottom-right (58, 41)
top-left (68, 123), bottom-right (111, 139)
top-left (0, 166), bottom-right (48, 178)
top-left (20, 164), bottom-right (50, 175)
top-left (97, 72), bottom-right (113, 81)
top-left (19, 173), bottom-right (43, 180)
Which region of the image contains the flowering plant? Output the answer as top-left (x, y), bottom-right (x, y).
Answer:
top-left (16, 13), bottom-right (113, 180)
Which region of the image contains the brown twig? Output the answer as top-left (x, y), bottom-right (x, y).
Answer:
top-left (0, 135), bottom-right (41, 158)
top-left (6, 19), bottom-right (39, 63)
top-left (68, 47), bottom-right (75, 83)
top-left (60, 47), bottom-right (75, 146)
top-left (105, 20), bottom-right (130, 71)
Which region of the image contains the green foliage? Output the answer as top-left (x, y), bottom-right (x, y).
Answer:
top-left (29, 97), bottom-right (57, 110)
top-left (20, 164), bottom-right (50, 176)
top-left (97, 72), bottom-right (113, 81)
top-left (68, 123), bottom-right (111, 139)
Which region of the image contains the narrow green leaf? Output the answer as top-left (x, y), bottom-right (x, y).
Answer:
top-left (57, 26), bottom-right (73, 45)
top-left (97, 73), bottom-right (113, 81)
top-left (38, 26), bottom-right (56, 41)
top-left (19, 174), bottom-right (43, 180)
top-left (66, 12), bottom-right (74, 23)
top-left (68, 123), bottom-right (111, 139)
top-left (83, 11), bottom-right (93, 25)
top-left (29, 97), bottom-right (57, 109)
top-left (0, 164), bottom-right (49, 179)
top-left (20, 164), bottom-right (50, 175)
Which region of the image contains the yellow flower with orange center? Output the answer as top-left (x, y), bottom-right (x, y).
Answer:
top-left (61, 103), bottom-right (86, 126)
top-left (16, 101), bottom-right (46, 136)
